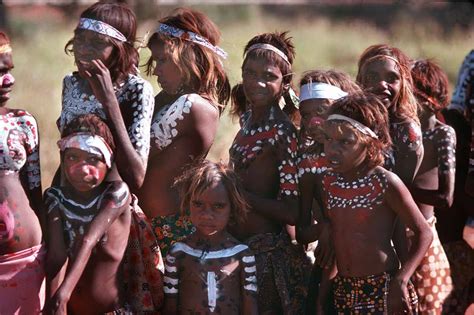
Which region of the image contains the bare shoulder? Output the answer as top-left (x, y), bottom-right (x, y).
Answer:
top-left (101, 181), bottom-right (131, 210)
top-left (187, 94), bottom-right (219, 121)
top-left (433, 121), bottom-right (456, 140)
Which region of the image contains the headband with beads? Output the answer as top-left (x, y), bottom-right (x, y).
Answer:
top-left (77, 18), bottom-right (127, 42)
top-left (327, 114), bottom-right (378, 139)
top-left (155, 23), bottom-right (228, 59)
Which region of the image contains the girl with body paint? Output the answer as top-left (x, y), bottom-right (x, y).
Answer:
top-left (138, 8), bottom-right (230, 257)
top-left (163, 160), bottom-right (258, 315)
top-left (295, 69), bottom-right (361, 314)
top-left (319, 92), bottom-right (432, 314)
top-left (57, 1), bottom-right (154, 192)
top-left (409, 59), bottom-right (455, 314)
top-left (0, 31), bottom-right (46, 315)
top-left (228, 32), bottom-right (311, 314)
top-left (44, 114), bottom-right (163, 314)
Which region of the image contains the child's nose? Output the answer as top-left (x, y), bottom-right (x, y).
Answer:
top-left (1, 73), bottom-right (14, 87)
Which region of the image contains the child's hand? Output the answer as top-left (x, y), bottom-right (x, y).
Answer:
top-left (314, 222), bottom-right (334, 269)
top-left (82, 59), bottom-right (117, 110)
top-left (46, 288), bottom-right (70, 315)
top-left (387, 279), bottom-right (413, 314)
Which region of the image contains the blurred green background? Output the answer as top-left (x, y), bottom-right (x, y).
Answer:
top-left (2, 2), bottom-right (473, 188)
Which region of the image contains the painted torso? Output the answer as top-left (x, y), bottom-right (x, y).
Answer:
top-left (164, 241), bottom-right (257, 314)
top-left (385, 119), bottom-right (423, 171)
top-left (58, 73), bottom-right (155, 160)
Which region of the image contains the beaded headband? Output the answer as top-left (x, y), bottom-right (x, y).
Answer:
top-left (58, 132), bottom-right (113, 168)
top-left (155, 23), bottom-right (228, 59)
top-left (245, 43), bottom-right (290, 65)
top-left (77, 18), bottom-right (127, 42)
top-left (0, 44), bottom-right (12, 54)
top-left (300, 83), bottom-right (348, 102)
top-left (327, 114), bottom-right (378, 139)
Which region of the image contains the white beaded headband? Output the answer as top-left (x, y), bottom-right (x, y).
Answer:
top-left (327, 114), bottom-right (378, 139)
top-left (155, 23), bottom-right (228, 59)
top-left (245, 43), bottom-right (290, 65)
top-left (77, 18), bottom-right (127, 42)
top-left (300, 83), bottom-right (348, 102)
top-left (58, 132), bottom-right (113, 168)
top-left (0, 44), bottom-right (12, 54)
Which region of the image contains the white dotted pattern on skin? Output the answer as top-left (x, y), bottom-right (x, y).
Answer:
top-left (422, 125), bottom-right (456, 174)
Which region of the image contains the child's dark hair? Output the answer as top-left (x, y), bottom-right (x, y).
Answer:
top-left (356, 44), bottom-right (419, 124)
top-left (0, 31), bottom-right (11, 46)
top-left (146, 8), bottom-right (230, 110)
top-left (299, 69), bottom-right (361, 95)
top-left (411, 59), bottom-right (450, 113)
top-left (326, 92), bottom-right (392, 169)
top-left (231, 32), bottom-right (298, 121)
top-left (65, 0), bottom-right (138, 83)
top-left (175, 160), bottom-right (249, 226)
top-left (61, 114), bottom-right (116, 153)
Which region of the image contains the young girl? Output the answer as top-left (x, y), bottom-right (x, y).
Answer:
top-left (410, 59), bottom-right (455, 314)
top-left (296, 69), bottom-right (360, 314)
top-left (0, 31), bottom-right (45, 314)
top-left (45, 115), bottom-right (163, 314)
top-left (163, 160), bottom-right (258, 314)
top-left (356, 44), bottom-right (423, 186)
top-left (58, 1), bottom-right (154, 191)
top-left (228, 31), bottom-right (311, 314)
top-left (138, 8), bottom-right (230, 256)
top-left (320, 92), bottom-right (432, 314)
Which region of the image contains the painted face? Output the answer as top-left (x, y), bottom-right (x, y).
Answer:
top-left (324, 121), bottom-right (368, 175)
top-left (0, 52), bottom-right (14, 106)
top-left (190, 181), bottom-right (231, 237)
top-left (359, 58), bottom-right (401, 109)
top-left (299, 98), bottom-right (333, 143)
top-left (149, 41), bottom-right (183, 95)
top-left (242, 56), bottom-right (284, 109)
top-left (73, 30), bottom-right (114, 79)
top-left (63, 148), bottom-right (108, 192)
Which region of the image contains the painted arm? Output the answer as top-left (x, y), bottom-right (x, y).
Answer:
top-left (411, 126), bottom-right (456, 208)
top-left (385, 172), bottom-right (433, 314)
top-left (393, 122), bottom-right (424, 185)
top-left (85, 60), bottom-right (154, 191)
top-left (240, 249), bottom-right (258, 315)
top-left (163, 251), bottom-right (179, 315)
top-left (49, 182), bottom-right (130, 314)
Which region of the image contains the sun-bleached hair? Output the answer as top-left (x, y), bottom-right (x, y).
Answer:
top-left (299, 69), bottom-right (361, 95)
top-left (356, 44), bottom-right (419, 125)
top-left (146, 8), bottom-right (230, 110)
top-left (326, 92), bottom-right (392, 169)
top-left (411, 59), bottom-right (450, 113)
top-left (231, 31), bottom-right (298, 122)
top-left (175, 160), bottom-right (249, 226)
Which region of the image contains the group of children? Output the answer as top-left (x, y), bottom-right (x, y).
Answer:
top-left (0, 0), bottom-right (473, 314)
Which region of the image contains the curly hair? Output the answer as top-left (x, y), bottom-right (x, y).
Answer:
top-left (175, 160), bottom-right (249, 227)
top-left (356, 44), bottom-right (419, 125)
top-left (299, 69), bottom-right (361, 95)
top-left (146, 8), bottom-right (230, 110)
top-left (61, 114), bottom-right (116, 153)
top-left (65, 0), bottom-right (138, 83)
top-left (411, 59), bottom-right (450, 113)
top-left (326, 92), bottom-right (392, 169)
top-left (230, 31), bottom-right (298, 122)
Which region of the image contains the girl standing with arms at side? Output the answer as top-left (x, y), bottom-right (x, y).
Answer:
top-left (138, 8), bottom-right (230, 256)
top-left (410, 59), bottom-right (455, 314)
top-left (229, 31), bottom-right (310, 314)
top-left (356, 44), bottom-right (423, 186)
top-left (321, 92), bottom-right (432, 314)
top-left (163, 160), bottom-right (258, 315)
top-left (0, 31), bottom-right (45, 315)
top-left (58, 1), bottom-right (154, 191)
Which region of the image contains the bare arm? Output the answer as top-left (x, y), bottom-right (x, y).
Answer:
top-left (393, 122), bottom-right (424, 185)
top-left (50, 182), bottom-right (131, 312)
top-left (85, 60), bottom-right (154, 191)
